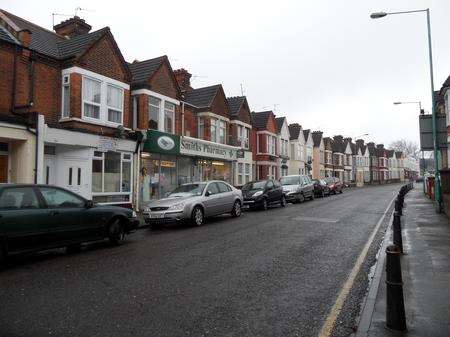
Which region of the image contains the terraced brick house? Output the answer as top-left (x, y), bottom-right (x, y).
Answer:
top-left (395, 151), bottom-right (405, 182)
top-left (303, 129), bottom-right (314, 177)
top-left (311, 131), bottom-right (325, 179)
top-left (176, 78), bottom-right (240, 186)
top-left (377, 144), bottom-right (388, 183)
top-left (355, 139), bottom-right (370, 185)
top-left (287, 123), bottom-right (306, 175)
top-left (332, 135), bottom-right (345, 181)
top-left (252, 111), bottom-right (279, 180)
top-left (0, 10), bottom-right (137, 207)
top-left (275, 116), bottom-right (290, 177)
top-left (128, 56), bottom-right (182, 203)
top-left (367, 142), bottom-right (379, 184)
top-left (343, 137), bottom-right (353, 184)
top-left (228, 96), bottom-right (253, 186)
top-left (323, 137), bottom-right (334, 178)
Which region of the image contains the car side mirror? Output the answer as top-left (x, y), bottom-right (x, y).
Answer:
top-left (205, 190), bottom-right (211, 197)
top-left (85, 200), bottom-right (94, 209)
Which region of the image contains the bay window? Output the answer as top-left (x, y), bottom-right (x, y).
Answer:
top-left (81, 76), bottom-right (124, 125)
top-left (107, 85), bottom-right (123, 123)
top-left (269, 136), bottom-right (276, 155)
top-left (164, 102), bottom-right (175, 133)
top-left (92, 151), bottom-right (132, 203)
top-left (237, 125), bottom-right (250, 149)
top-left (149, 96), bottom-right (161, 130)
top-left (245, 163), bottom-right (251, 183)
top-left (211, 118), bottom-right (218, 142)
top-left (238, 163), bottom-right (243, 185)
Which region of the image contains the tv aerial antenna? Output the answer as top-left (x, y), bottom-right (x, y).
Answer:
top-left (52, 7), bottom-right (93, 27)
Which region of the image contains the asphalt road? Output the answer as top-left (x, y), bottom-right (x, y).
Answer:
top-left (0, 184), bottom-right (400, 337)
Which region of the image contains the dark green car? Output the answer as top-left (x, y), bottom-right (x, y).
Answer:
top-left (0, 184), bottom-right (139, 263)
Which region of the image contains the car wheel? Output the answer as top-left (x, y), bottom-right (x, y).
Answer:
top-left (280, 195), bottom-right (287, 207)
top-left (191, 206), bottom-right (204, 226)
top-left (261, 198), bottom-right (268, 211)
top-left (66, 243), bottom-right (82, 254)
top-left (231, 201), bottom-right (242, 217)
top-left (299, 193), bottom-right (305, 203)
top-left (108, 218), bottom-right (126, 245)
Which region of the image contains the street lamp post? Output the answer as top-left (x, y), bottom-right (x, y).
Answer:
top-left (393, 101), bottom-right (425, 192)
top-left (371, 9), bottom-right (442, 211)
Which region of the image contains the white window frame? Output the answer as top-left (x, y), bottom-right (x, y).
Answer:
top-left (219, 120), bottom-right (226, 144)
top-left (163, 101), bottom-right (176, 134)
top-left (81, 75), bottom-right (124, 127)
top-left (148, 96), bottom-right (161, 130)
top-left (245, 163), bottom-right (251, 183)
top-left (107, 84), bottom-right (124, 125)
top-left (198, 117), bottom-right (205, 139)
top-left (237, 163), bottom-right (243, 185)
top-left (62, 75), bottom-right (70, 118)
top-left (91, 151), bottom-right (133, 204)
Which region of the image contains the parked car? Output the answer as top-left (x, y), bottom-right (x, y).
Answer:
top-left (312, 179), bottom-right (330, 197)
top-left (242, 179), bottom-right (286, 210)
top-left (143, 181), bottom-right (243, 227)
top-left (279, 175), bottom-right (314, 203)
top-left (0, 184), bottom-right (139, 263)
top-left (325, 177), bottom-right (343, 194)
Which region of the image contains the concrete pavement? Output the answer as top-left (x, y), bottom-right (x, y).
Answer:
top-left (355, 186), bottom-right (450, 337)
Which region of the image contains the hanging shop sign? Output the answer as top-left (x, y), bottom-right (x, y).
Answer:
top-left (143, 130), bottom-right (180, 155)
top-left (180, 136), bottom-right (238, 160)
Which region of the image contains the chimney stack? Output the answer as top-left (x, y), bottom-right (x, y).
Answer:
top-left (174, 68), bottom-right (192, 92)
top-left (54, 16), bottom-right (91, 38)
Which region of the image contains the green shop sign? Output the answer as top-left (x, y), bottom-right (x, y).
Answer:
top-left (143, 130), bottom-right (180, 155)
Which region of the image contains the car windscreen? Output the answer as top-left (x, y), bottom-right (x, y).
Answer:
top-left (242, 181), bottom-right (266, 191)
top-left (169, 183), bottom-right (206, 197)
top-left (280, 176), bottom-right (301, 186)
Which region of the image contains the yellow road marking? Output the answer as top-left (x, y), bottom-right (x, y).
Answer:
top-left (317, 194), bottom-right (396, 337)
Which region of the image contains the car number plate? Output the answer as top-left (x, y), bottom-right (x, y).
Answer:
top-left (150, 213), bottom-right (165, 219)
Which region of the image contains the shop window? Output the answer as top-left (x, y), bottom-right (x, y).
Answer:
top-left (107, 85), bottom-right (123, 124)
top-left (245, 163), bottom-right (251, 183)
top-left (82, 77), bottom-right (101, 119)
top-left (149, 96), bottom-right (161, 130)
top-left (62, 75), bottom-right (70, 118)
top-left (237, 163), bottom-right (243, 185)
top-left (91, 152), bottom-right (132, 203)
top-left (164, 102), bottom-right (175, 133)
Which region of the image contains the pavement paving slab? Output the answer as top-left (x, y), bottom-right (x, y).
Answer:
top-left (355, 186), bottom-right (450, 337)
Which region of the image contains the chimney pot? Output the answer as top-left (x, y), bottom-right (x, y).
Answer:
top-left (174, 68), bottom-right (192, 92)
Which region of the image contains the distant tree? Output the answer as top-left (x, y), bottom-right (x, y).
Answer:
top-left (389, 139), bottom-right (420, 159)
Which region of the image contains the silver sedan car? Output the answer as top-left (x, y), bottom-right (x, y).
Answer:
top-left (143, 180), bottom-right (243, 226)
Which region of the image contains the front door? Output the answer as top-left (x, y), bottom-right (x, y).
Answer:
top-left (0, 155), bottom-right (8, 183)
top-left (60, 159), bottom-right (90, 199)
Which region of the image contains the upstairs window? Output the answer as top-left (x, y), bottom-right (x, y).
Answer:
top-left (237, 125), bottom-right (250, 149)
top-left (219, 120), bottom-right (226, 144)
top-left (211, 118), bottom-right (218, 142)
top-left (107, 85), bottom-right (123, 124)
top-left (164, 102), bottom-right (175, 133)
top-left (198, 117), bottom-right (205, 139)
top-left (149, 96), bottom-right (161, 130)
top-left (62, 75), bottom-right (70, 118)
top-left (83, 77), bottom-right (101, 119)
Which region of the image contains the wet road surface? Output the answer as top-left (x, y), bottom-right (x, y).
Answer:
top-left (0, 184), bottom-right (399, 337)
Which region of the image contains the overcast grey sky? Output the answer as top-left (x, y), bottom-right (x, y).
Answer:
top-left (4, 0), bottom-right (450, 146)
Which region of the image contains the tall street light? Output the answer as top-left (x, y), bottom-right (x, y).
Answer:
top-left (393, 101), bottom-right (425, 192)
top-left (371, 9), bottom-right (442, 211)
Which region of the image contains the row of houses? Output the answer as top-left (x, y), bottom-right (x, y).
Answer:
top-left (0, 11), bottom-right (415, 210)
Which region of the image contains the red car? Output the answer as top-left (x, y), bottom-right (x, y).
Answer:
top-left (324, 177), bottom-right (343, 194)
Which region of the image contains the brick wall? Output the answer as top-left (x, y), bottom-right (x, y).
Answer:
top-left (0, 43), bottom-right (16, 114)
top-left (78, 35), bottom-right (129, 83)
top-left (183, 105), bottom-right (197, 137)
top-left (148, 62), bottom-right (179, 99)
top-left (210, 88), bottom-right (230, 119)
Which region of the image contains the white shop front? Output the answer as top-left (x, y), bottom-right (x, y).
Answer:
top-left (42, 125), bottom-right (136, 206)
